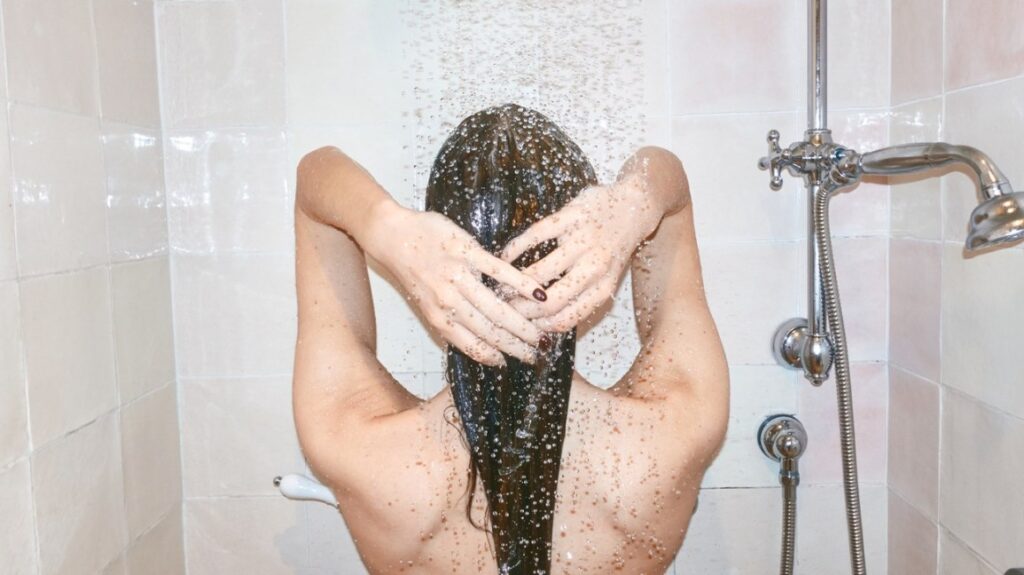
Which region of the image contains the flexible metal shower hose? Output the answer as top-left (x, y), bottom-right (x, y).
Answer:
top-left (780, 482), bottom-right (798, 575)
top-left (813, 184), bottom-right (868, 575)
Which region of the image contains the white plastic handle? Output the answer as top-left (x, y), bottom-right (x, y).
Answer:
top-left (273, 473), bottom-right (338, 508)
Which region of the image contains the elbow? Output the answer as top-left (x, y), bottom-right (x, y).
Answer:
top-left (637, 146), bottom-right (691, 211)
top-left (297, 146), bottom-right (341, 187)
top-left (295, 146), bottom-right (342, 212)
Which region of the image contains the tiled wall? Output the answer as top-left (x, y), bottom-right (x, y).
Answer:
top-left (665, 1), bottom-right (892, 572)
top-left (11, 0), bottom-right (1021, 573)
top-left (0, 0), bottom-right (183, 574)
top-left (888, 1), bottom-right (1024, 574)
top-left (151, 0), bottom-right (894, 573)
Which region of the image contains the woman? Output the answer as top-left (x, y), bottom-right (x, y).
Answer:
top-left (292, 104), bottom-right (729, 574)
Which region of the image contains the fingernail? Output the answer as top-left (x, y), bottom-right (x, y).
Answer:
top-left (538, 334), bottom-right (553, 353)
top-left (533, 288), bottom-right (547, 302)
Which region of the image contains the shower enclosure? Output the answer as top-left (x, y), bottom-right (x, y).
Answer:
top-left (758, 1), bottom-right (1024, 574)
top-left (1, 1), bottom-right (1022, 574)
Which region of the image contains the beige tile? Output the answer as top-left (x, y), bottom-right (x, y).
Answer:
top-left (699, 241), bottom-right (801, 366)
top-left (93, 0), bottom-right (161, 128)
top-left (0, 107), bottom-right (15, 281)
top-left (172, 252), bottom-right (296, 378)
top-left (797, 484), bottom-right (888, 573)
top-left (946, 0), bottom-right (1024, 90)
top-left (0, 460), bottom-right (38, 575)
top-left (938, 529), bottom-right (1000, 575)
top-left (701, 366), bottom-right (799, 488)
top-left (799, 362), bottom-right (888, 485)
top-left (100, 555), bottom-right (126, 575)
top-left (0, 9), bottom-right (7, 99)
top-left (943, 77), bottom-right (1024, 244)
top-left (303, 502), bottom-right (364, 572)
top-left (157, 0), bottom-right (285, 129)
top-left (671, 113), bottom-right (803, 242)
top-left (677, 484), bottom-right (887, 573)
top-left (181, 377), bottom-right (302, 497)
top-left (891, 0), bottom-right (943, 104)
top-left (642, 0), bottom-right (670, 120)
top-left (366, 266), bottom-right (434, 375)
top-left (9, 104), bottom-right (109, 276)
top-left (890, 99), bottom-right (944, 241)
top-left (887, 366), bottom-right (939, 519)
top-left (644, 116), bottom-right (672, 150)
top-left (940, 390), bottom-right (1024, 571)
top-left (888, 490), bottom-right (937, 575)
top-left (184, 497), bottom-right (306, 575)
top-left (827, 0), bottom-right (890, 110)
top-left (941, 244), bottom-right (1024, 418)
top-left (121, 384), bottom-right (182, 540)
top-left (2, 0), bottom-right (99, 115)
top-left (833, 237), bottom-right (889, 362)
top-left (286, 0), bottom-right (403, 126)
top-left (32, 415), bottom-right (128, 575)
top-left (575, 275), bottom-right (642, 389)
top-left (111, 257), bottom-right (175, 402)
top-left (0, 281), bottom-right (28, 466)
top-left (287, 124), bottom-right (415, 213)
top-left (889, 239), bottom-right (941, 380)
top-left (669, 0), bottom-right (801, 114)
top-left (102, 124), bottom-right (168, 263)
top-left (674, 487), bottom-right (780, 572)
top-left (165, 130), bottom-right (290, 255)
top-left (20, 267), bottom-right (117, 446)
top-left (127, 508), bottom-right (186, 575)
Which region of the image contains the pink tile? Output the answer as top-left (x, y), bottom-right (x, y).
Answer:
top-left (828, 0), bottom-right (891, 110)
top-left (669, 0), bottom-right (801, 114)
top-left (940, 390), bottom-right (1024, 571)
top-left (889, 239), bottom-right (941, 380)
top-left (891, 0), bottom-right (943, 103)
top-left (157, 0), bottom-right (285, 129)
top-left (943, 76), bottom-right (1024, 244)
top-left (889, 99), bottom-right (944, 241)
top-left (798, 362), bottom-right (888, 485)
top-left (888, 490), bottom-right (938, 575)
top-left (946, 0), bottom-right (1024, 90)
top-left (833, 237), bottom-right (889, 362)
top-left (828, 111), bottom-right (891, 238)
top-left (888, 366), bottom-right (940, 519)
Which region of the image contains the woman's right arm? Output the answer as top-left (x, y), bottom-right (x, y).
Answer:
top-left (296, 146), bottom-right (546, 365)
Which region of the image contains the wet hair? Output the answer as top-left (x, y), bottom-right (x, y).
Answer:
top-left (425, 104), bottom-right (597, 574)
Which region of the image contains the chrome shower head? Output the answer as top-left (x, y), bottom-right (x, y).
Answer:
top-left (966, 191), bottom-right (1024, 251)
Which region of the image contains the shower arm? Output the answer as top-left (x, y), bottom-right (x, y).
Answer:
top-left (854, 143), bottom-right (1014, 199)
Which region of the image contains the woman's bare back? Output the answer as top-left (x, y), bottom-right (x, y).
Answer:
top-left (298, 370), bottom-right (721, 575)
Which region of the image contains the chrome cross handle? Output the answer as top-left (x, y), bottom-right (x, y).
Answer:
top-left (758, 129), bottom-right (790, 190)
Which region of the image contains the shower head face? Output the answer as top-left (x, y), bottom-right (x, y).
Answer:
top-left (966, 191), bottom-right (1024, 251)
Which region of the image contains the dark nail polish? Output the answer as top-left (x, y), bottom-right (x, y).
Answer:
top-left (533, 288), bottom-right (548, 302)
top-left (538, 334), bottom-right (552, 353)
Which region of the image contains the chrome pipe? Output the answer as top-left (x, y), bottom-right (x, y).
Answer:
top-left (758, 414), bottom-right (808, 575)
top-left (814, 181), bottom-right (867, 575)
top-left (808, 0), bottom-right (827, 131)
top-left (860, 142), bottom-right (1014, 199)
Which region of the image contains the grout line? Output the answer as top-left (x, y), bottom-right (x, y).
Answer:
top-left (936, 2), bottom-right (948, 566)
top-left (0, 4), bottom-right (45, 571)
top-left (150, 1), bottom-right (190, 572)
top-left (89, 0), bottom-right (135, 555)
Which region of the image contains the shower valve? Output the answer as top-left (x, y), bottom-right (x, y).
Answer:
top-left (759, 130), bottom-right (790, 190)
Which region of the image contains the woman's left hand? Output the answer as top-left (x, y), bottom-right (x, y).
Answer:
top-left (499, 175), bottom-right (666, 332)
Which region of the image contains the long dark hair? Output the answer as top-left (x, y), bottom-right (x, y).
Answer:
top-left (425, 104), bottom-right (596, 574)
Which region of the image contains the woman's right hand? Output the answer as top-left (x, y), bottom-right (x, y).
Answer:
top-left (362, 202), bottom-right (547, 366)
